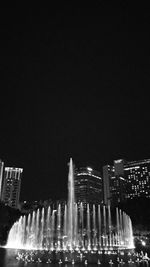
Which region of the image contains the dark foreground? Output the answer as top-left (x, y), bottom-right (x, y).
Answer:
top-left (1, 247), bottom-right (150, 267)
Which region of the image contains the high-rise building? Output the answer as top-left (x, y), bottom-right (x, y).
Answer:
top-left (124, 159), bottom-right (150, 200)
top-left (103, 164), bottom-right (114, 206)
top-left (103, 160), bottom-right (126, 206)
top-left (1, 167), bottom-right (23, 209)
top-left (0, 159), bottom-right (4, 200)
top-left (103, 158), bottom-right (150, 206)
top-left (74, 167), bottom-right (103, 205)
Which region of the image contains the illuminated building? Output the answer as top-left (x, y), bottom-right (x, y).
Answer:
top-left (124, 159), bottom-right (150, 200)
top-left (103, 158), bottom-right (150, 206)
top-left (0, 159), bottom-right (4, 200)
top-left (74, 167), bottom-right (103, 205)
top-left (103, 165), bottom-right (114, 206)
top-left (103, 159), bottom-right (126, 206)
top-left (1, 167), bottom-right (23, 209)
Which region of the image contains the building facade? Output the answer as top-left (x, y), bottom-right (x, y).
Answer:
top-left (103, 159), bottom-right (150, 206)
top-left (74, 167), bottom-right (103, 205)
top-left (124, 159), bottom-right (150, 200)
top-left (103, 160), bottom-right (126, 206)
top-left (103, 164), bottom-right (114, 206)
top-left (1, 167), bottom-right (23, 208)
top-left (0, 159), bottom-right (4, 199)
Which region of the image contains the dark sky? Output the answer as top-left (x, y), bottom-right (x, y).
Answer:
top-left (0, 3), bottom-right (150, 201)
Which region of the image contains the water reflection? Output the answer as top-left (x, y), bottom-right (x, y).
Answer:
top-left (0, 248), bottom-right (149, 267)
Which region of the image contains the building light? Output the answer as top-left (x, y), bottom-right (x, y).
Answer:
top-left (141, 240), bottom-right (146, 246)
top-left (87, 167), bottom-right (93, 172)
top-left (114, 159), bottom-right (123, 163)
top-left (119, 177), bottom-right (125, 181)
top-left (125, 166), bottom-right (140, 170)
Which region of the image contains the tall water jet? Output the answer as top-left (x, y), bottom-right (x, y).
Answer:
top-left (87, 204), bottom-right (91, 250)
top-left (98, 205), bottom-right (101, 247)
top-left (67, 158), bottom-right (75, 249)
top-left (46, 206), bottom-right (51, 248)
top-left (108, 205), bottom-right (112, 247)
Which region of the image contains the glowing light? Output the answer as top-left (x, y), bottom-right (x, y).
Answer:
top-left (87, 167), bottom-right (93, 171)
top-left (119, 177), bottom-right (125, 181)
top-left (114, 159), bottom-right (123, 163)
top-left (141, 240), bottom-right (146, 246)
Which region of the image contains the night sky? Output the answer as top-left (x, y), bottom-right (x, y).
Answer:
top-left (0, 3), bottom-right (150, 201)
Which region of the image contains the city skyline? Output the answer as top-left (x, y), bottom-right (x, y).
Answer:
top-left (0, 4), bottom-right (150, 201)
top-left (1, 156), bottom-right (150, 205)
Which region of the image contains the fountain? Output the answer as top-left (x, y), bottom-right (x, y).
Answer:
top-left (6, 158), bottom-right (135, 263)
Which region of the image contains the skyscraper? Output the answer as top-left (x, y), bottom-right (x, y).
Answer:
top-left (1, 167), bottom-right (23, 209)
top-left (103, 160), bottom-right (126, 206)
top-left (0, 159), bottom-right (4, 199)
top-left (74, 166), bottom-right (103, 205)
top-left (103, 164), bottom-right (114, 206)
top-left (124, 159), bottom-right (150, 199)
top-left (103, 158), bottom-right (150, 206)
